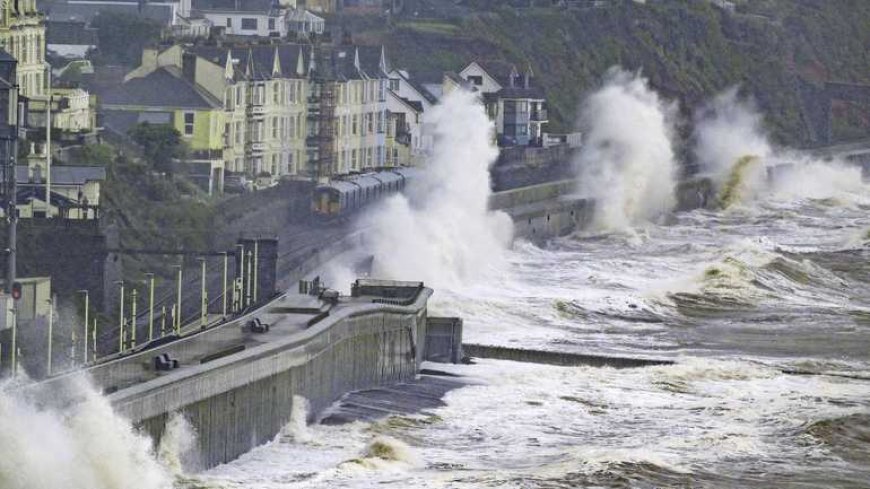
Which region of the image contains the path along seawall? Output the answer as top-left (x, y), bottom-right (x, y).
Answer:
top-left (33, 281), bottom-right (448, 470)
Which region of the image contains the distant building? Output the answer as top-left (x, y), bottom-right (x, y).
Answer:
top-left (386, 68), bottom-right (436, 166)
top-left (101, 42), bottom-right (394, 188)
top-left (9, 145), bottom-right (106, 219)
top-left (45, 20), bottom-right (97, 59)
top-left (101, 49), bottom-right (226, 193)
top-left (190, 0), bottom-right (289, 37)
top-left (44, 0), bottom-right (181, 27)
top-left (286, 8), bottom-right (324, 35)
top-left (457, 60), bottom-right (548, 147)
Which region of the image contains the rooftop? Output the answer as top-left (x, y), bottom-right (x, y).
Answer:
top-left (101, 68), bottom-right (220, 109)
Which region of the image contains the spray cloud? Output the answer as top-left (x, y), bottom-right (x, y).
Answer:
top-left (0, 376), bottom-right (174, 489)
top-left (361, 90), bottom-right (513, 288)
top-left (575, 68), bottom-right (678, 230)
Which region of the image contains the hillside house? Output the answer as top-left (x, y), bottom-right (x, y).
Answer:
top-left (458, 61), bottom-right (548, 147)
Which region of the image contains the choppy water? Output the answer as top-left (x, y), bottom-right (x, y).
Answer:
top-left (174, 194), bottom-right (870, 488)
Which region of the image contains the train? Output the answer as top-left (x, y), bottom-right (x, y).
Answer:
top-left (311, 167), bottom-right (419, 217)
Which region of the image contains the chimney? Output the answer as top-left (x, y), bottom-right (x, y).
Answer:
top-left (141, 48), bottom-right (159, 72)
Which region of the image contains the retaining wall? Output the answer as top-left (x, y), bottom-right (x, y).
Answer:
top-left (37, 287), bottom-right (433, 470)
top-left (489, 179), bottom-right (594, 241)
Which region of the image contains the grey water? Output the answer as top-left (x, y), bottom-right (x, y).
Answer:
top-left (178, 194), bottom-right (870, 489)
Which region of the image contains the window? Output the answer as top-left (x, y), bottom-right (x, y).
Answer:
top-left (235, 122), bottom-right (242, 144)
top-left (352, 115), bottom-right (358, 135)
top-left (183, 112), bottom-right (194, 136)
top-left (377, 111), bottom-right (384, 133)
top-left (226, 17), bottom-right (232, 28)
top-left (272, 117), bottom-right (278, 138)
top-left (273, 83), bottom-right (279, 104)
top-left (268, 18), bottom-right (275, 30)
top-left (366, 113), bottom-right (373, 134)
top-left (241, 18), bottom-right (257, 30)
top-left (467, 75), bottom-right (483, 86)
top-left (351, 149), bottom-right (358, 168)
top-left (289, 116), bottom-right (295, 139)
top-left (389, 78), bottom-right (399, 91)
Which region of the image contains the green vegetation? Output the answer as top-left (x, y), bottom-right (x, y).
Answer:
top-left (370, 0), bottom-right (870, 145)
top-left (128, 123), bottom-right (186, 175)
top-left (90, 13), bottom-right (163, 66)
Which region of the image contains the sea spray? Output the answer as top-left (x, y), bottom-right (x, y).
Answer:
top-left (575, 68), bottom-right (678, 230)
top-left (716, 155), bottom-right (763, 209)
top-left (360, 90), bottom-right (513, 288)
top-left (279, 395), bottom-right (312, 443)
top-left (0, 376), bottom-right (173, 489)
top-left (694, 87), bottom-right (771, 186)
top-left (157, 412), bottom-right (198, 475)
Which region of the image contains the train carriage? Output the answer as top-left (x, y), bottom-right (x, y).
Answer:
top-left (310, 167), bottom-right (420, 218)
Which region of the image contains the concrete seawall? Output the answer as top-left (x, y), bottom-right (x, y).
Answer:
top-left (489, 179), bottom-right (594, 241)
top-left (37, 281), bottom-right (436, 470)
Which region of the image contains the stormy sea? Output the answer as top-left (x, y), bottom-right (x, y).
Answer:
top-left (3, 75), bottom-right (870, 489)
top-left (177, 75), bottom-right (870, 488)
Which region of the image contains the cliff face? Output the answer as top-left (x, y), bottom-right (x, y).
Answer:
top-left (358, 0), bottom-right (870, 146)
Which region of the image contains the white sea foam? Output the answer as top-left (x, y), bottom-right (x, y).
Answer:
top-left (574, 68), bottom-right (678, 230)
top-left (357, 89), bottom-right (513, 289)
top-left (0, 376), bottom-right (173, 489)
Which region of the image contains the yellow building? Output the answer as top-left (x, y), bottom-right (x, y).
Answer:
top-left (102, 62), bottom-right (226, 193)
top-left (113, 43), bottom-right (393, 187)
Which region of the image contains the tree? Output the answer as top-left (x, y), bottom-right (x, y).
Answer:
top-left (90, 13), bottom-right (163, 66)
top-left (128, 123), bottom-right (184, 174)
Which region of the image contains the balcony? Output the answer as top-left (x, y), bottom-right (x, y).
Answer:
top-left (530, 108), bottom-right (548, 122)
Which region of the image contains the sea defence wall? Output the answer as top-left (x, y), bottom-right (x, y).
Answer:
top-left (489, 179), bottom-right (595, 240)
top-left (37, 280), bottom-right (441, 470)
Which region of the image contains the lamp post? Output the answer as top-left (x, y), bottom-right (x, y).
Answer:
top-left (174, 264), bottom-right (183, 332)
top-left (145, 273), bottom-right (155, 342)
top-left (43, 62), bottom-right (51, 218)
top-left (221, 251), bottom-right (228, 318)
top-left (46, 296), bottom-right (53, 376)
top-left (198, 257), bottom-right (207, 329)
top-left (130, 287), bottom-right (138, 348)
top-left (253, 240), bottom-right (259, 304)
top-left (115, 280), bottom-right (124, 353)
top-left (78, 289), bottom-right (88, 364)
top-left (236, 244), bottom-right (245, 312)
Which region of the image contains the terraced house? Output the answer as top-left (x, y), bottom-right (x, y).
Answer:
top-left (103, 42), bottom-right (393, 191)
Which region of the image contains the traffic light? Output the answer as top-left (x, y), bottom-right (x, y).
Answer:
top-left (11, 281), bottom-right (21, 300)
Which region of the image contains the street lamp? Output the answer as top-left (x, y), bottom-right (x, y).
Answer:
top-left (198, 257), bottom-right (207, 329)
top-left (77, 289), bottom-right (88, 364)
top-left (115, 280), bottom-right (125, 353)
top-left (46, 296), bottom-right (53, 376)
top-left (221, 251), bottom-right (228, 318)
top-left (145, 273), bottom-right (155, 342)
top-left (173, 264), bottom-right (183, 332)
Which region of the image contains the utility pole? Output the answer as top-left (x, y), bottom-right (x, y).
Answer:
top-left (44, 63), bottom-right (51, 218)
top-left (1, 65), bottom-right (23, 374)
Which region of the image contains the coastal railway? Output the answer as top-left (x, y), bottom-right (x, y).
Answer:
top-left (311, 167), bottom-right (419, 217)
